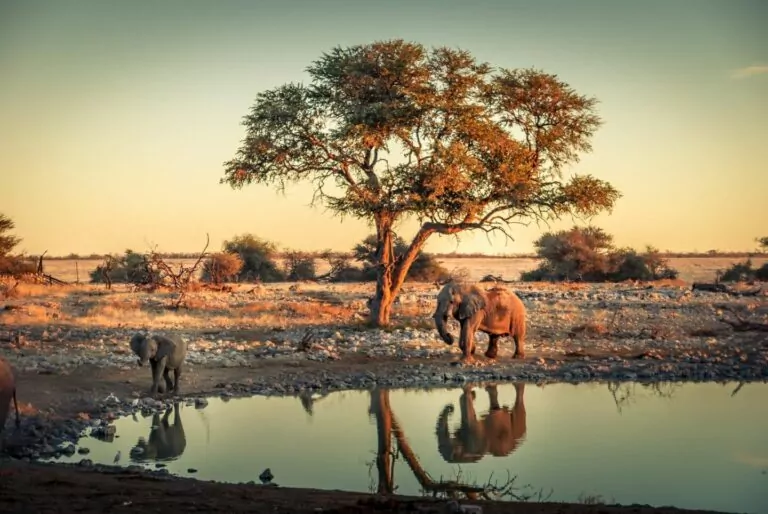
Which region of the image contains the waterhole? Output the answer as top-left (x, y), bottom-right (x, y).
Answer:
top-left (51, 381), bottom-right (767, 513)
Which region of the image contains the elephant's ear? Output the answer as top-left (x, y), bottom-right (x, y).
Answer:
top-left (458, 292), bottom-right (486, 320)
top-left (130, 333), bottom-right (146, 356)
top-left (154, 337), bottom-right (174, 361)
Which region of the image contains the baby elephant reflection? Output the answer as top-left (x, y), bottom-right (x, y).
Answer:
top-left (130, 403), bottom-right (187, 462)
top-left (436, 383), bottom-right (526, 463)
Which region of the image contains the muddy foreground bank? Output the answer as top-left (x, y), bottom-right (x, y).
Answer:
top-left (0, 459), bottom-right (731, 514)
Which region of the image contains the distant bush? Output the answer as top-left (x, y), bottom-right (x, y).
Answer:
top-left (283, 250), bottom-right (317, 281)
top-left (222, 234), bottom-right (285, 282)
top-left (0, 256), bottom-right (36, 276)
top-left (201, 252), bottom-right (244, 284)
top-left (90, 250), bottom-right (161, 284)
top-left (719, 258), bottom-right (768, 282)
top-left (520, 226), bottom-right (679, 282)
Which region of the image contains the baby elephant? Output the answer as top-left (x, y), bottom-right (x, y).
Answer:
top-left (130, 333), bottom-right (188, 396)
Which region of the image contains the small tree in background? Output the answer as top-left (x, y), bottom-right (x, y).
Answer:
top-left (0, 213), bottom-right (35, 276)
top-left (283, 250), bottom-right (317, 280)
top-left (222, 234), bottom-right (285, 282)
top-left (222, 40), bottom-right (620, 326)
top-left (90, 249), bottom-right (161, 285)
top-left (756, 237), bottom-right (768, 253)
top-left (202, 252), bottom-right (244, 284)
top-left (0, 213), bottom-right (21, 257)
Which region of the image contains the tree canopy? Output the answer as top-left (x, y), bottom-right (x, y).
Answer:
top-left (222, 40), bottom-right (620, 325)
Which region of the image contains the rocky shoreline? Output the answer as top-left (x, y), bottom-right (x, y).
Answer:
top-left (4, 354), bottom-right (767, 463)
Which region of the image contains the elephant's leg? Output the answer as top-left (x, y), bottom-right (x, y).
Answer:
top-left (173, 365), bottom-right (182, 393)
top-left (149, 360), bottom-right (163, 394)
top-left (486, 385), bottom-right (501, 410)
top-left (512, 334), bottom-right (526, 359)
top-left (485, 334), bottom-right (500, 359)
top-left (459, 319), bottom-right (477, 361)
top-left (163, 367), bottom-right (174, 394)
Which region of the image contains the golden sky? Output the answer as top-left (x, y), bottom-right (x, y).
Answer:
top-left (2, 0), bottom-right (766, 255)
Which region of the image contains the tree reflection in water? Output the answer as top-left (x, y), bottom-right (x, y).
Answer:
top-left (606, 381), bottom-right (681, 414)
top-left (366, 384), bottom-right (550, 502)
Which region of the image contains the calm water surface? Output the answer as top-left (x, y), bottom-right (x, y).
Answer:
top-left (52, 382), bottom-right (767, 513)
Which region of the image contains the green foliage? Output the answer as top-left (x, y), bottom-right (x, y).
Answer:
top-left (201, 252), bottom-right (244, 284)
top-left (222, 234), bottom-right (285, 282)
top-left (521, 227), bottom-right (679, 282)
top-left (283, 250), bottom-right (317, 280)
top-left (89, 250), bottom-right (160, 284)
top-left (756, 263), bottom-right (768, 281)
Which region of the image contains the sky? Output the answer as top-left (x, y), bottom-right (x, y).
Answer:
top-left (1, 0), bottom-right (766, 256)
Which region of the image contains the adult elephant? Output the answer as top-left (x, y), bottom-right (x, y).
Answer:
top-left (130, 403), bottom-right (187, 462)
top-left (0, 357), bottom-right (21, 438)
top-left (436, 383), bottom-right (527, 464)
top-left (433, 282), bottom-right (527, 361)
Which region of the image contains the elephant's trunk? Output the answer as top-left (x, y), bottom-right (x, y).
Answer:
top-left (434, 312), bottom-right (454, 345)
top-left (137, 346), bottom-right (150, 367)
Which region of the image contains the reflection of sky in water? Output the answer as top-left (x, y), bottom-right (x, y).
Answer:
top-left (52, 382), bottom-right (768, 514)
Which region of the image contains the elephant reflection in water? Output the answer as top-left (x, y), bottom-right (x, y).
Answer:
top-left (436, 383), bottom-right (526, 463)
top-left (130, 402), bottom-right (187, 462)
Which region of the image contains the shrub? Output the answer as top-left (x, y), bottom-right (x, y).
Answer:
top-left (201, 252), bottom-right (244, 284)
top-left (283, 250), bottom-right (316, 281)
top-left (720, 259), bottom-right (768, 282)
top-left (90, 250), bottom-right (160, 284)
top-left (521, 226), bottom-right (679, 282)
top-left (222, 234), bottom-right (285, 282)
top-left (0, 256), bottom-right (36, 276)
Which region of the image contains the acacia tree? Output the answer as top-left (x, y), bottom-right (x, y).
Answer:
top-left (222, 40), bottom-right (620, 326)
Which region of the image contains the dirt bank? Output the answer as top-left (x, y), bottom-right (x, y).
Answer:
top-left (0, 460), bottom-right (729, 514)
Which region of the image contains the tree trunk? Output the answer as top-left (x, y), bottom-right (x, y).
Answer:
top-left (368, 223), bottom-right (434, 327)
top-left (368, 215), bottom-right (396, 327)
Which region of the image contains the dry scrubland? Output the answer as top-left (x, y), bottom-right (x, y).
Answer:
top-left (41, 256), bottom-right (768, 285)
top-left (1, 256), bottom-right (766, 379)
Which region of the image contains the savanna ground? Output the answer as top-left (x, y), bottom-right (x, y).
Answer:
top-left (1, 256), bottom-right (767, 514)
